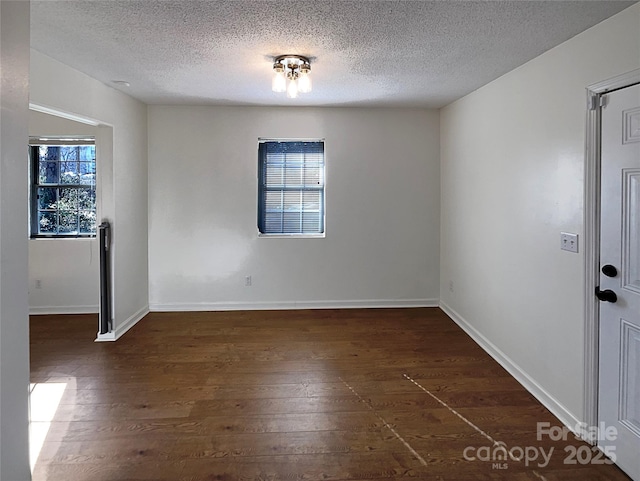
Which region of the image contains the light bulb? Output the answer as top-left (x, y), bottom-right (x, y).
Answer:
top-left (287, 78), bottom-right (299, 98)
top-left (298, 71), bottom-right (312, 93)
top-left (272, 71), bottom-right (286, 92)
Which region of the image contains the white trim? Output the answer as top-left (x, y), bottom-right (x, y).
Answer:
top-left (258, 137), bottom-right (326, 142)
top-left (258, 233), bottom-right (326, 239)
top-left (588, 69), bottom-right (640, 95)
top-left (149, 298), bottom-right (438, 312)
top-left (583, 87), bottom-right (602, 436)
top-left (29, 135), bottom-right (95, 146)
top-left (95, 332), bottom-right (117, 341)
top-left (95, 305), bottom-right (149, 342)
top-left (439, 302), bottom-right (582, 433)
top-left (29, 305), bottom-right (98, 315)
top-left (584, 68), bottom-right (640, 437)
top-left (29, 103), bottom-right (103, 126)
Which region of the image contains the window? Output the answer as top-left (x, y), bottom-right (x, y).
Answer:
top-left (29, 139), bottom-right (96, 237)
top-left (258, 140), bottom-right (325, 235)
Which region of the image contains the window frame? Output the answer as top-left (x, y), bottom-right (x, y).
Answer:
top-left (29, 138), bottom-right (97, 239)
top-left (257, 138), bottom-right (326, 238)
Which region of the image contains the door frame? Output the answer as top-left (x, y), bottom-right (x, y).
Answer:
top-left (583, 68), bottom-right (640, 436)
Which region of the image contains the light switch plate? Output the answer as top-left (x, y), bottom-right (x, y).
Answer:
top-left (561, 232), bottom-right (579, 253)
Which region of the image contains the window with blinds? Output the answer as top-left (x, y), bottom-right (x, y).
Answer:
top-left (258, 140), bottom-right (325, 235)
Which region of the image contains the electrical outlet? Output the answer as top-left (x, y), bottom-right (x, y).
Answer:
top-left (245, 276), bottom-right (252, 287)
top-left (449, 281), bottom-right (454, 292)
top-left (35, 279), bottom-right (42, 289)
top-left (560, 232), bottom-right (579, 253)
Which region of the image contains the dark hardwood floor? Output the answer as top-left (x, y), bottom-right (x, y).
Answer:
top-left (30, 308), bottom-right (631, 481)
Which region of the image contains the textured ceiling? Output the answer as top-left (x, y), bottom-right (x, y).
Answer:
top-left (30, 1), bottom-right (635, 108)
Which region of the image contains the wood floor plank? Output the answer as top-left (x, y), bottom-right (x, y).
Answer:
top-left (29, 308), bottom-right (631, 481)
top-left (47, 400), bottom-right (196, 421)
top-left (176, 452), bottom-right (423, 480)
top-left (166, 430), bottom-right (390, 458)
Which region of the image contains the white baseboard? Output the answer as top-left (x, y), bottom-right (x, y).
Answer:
top-left (29, 305), bottom-right (98, 315)
top-left (439, 301), bottom-right (581, 433)
top-left (149, 298), bottom-right (439, 312)
top-left (95, 305), bottom-right (149, 342)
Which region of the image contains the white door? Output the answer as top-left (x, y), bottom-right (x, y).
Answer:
top-left (598, 82), bottom-right (640, 481)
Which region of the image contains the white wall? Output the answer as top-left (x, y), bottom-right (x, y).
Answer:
top-left (30, 50), bottom-right (148, 338)
top-left (440, 3), bottom-right (640, 426)
top-left (148, 106), bottom-right (440, 310)
top-left (28, 239), bottom-right (98, 314)
top-left (0, 2), bottom-right (31, 479)
top-left (28, 111), bottom-right (99, 314)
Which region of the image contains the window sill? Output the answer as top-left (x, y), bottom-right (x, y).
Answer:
top-left (30, 236), bottom-right (96, 240)
top-left (258, 233), bottom-right (325, 239)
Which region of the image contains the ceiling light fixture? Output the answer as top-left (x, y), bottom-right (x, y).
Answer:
top-left (272, 55), bottom-right (312, 98)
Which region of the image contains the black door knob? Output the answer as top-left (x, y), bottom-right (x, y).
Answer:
top-left (602, 265), bottom-right (618, 278)
top-left (595, 287), bottom-right (617, 303)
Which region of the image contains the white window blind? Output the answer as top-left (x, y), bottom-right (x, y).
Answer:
top-left (258, 140), bottom-right (325, 235)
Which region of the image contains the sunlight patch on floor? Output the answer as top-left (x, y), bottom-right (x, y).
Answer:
top-left (29, 382), bottom-right (67, 472)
